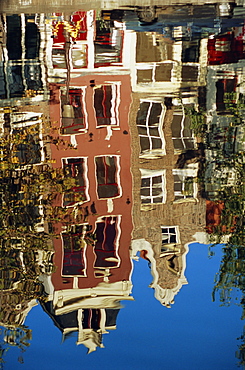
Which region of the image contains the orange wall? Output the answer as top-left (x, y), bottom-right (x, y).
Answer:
top-left (49, 73), bottom-right (133, 290)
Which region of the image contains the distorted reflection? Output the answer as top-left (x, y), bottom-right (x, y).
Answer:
top-left (1, 3), bottom-right (245, 368)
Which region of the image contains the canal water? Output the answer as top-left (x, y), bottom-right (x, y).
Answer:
top-left (1, 3), bottom-right (245, 369)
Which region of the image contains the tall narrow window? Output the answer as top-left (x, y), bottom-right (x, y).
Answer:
top-left (140, 169), bottom-right (166, 204)
top-left (95, 21), bottom-right (123, 67)
top-left (61, 88), bottom-right (86, 135)
top-left (137, 101), bottom-right (165, 158)
top-left (171, 112), bottom-right (196, 152)
top-left (62, 157), bottom-right (88, 207)
top-left (25, 15), bottom-right (40, 59)
top-left (94, 84), bottom-right (119, 126)
top-left (7, 15), bottom-right (22, 60)
top-left (95, 156), bottom-right (120, 199)
top-left (62, 224), bottom-right (89, 276)
top-left (94, 216), bottom-right (120, 270)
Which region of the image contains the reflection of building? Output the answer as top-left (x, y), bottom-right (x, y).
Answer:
top-left (42, 302), bottom-right (121, 353)
top-left (208, 30), bottom-right (245, 66)
top-left (49, 72), bottom-right (133, 289)
top-left (47, 10), bottom-right (130, 82)
top-left (44, 69), bottom-right (134, 350)
top-left (125, 29), bottom-right (208, 101)
top-left (0, 14), bottom-right (49, 106)
top-left (129, 92), bottom-right (206, 307)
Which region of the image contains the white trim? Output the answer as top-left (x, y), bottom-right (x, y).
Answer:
top-left (60, 86), bottom-right (88, 134)
top-left (140, 168), bottom-right (167, 204)
top-left (131, 239), bottom-right (188, 308)
top-left (137, 100), bottom-right (166, 158)
top-left (87, 10), bottom-right (95, 69)
top-left (161, 225), bottom-right (180, 246)
top-left (53, 280), bottom-right (133, 315)
top-left (93, 82), bottom-right (120, 128)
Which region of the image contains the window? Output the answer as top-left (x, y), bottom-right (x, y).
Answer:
top-left (95, 156), bottom-right (120, 199)
top-left (171, 112), bottom-right (196, 152)
top-left (94, 216), bottom-right (120, 270)
top-left (95, 21), bottom-right (123, 67)
top-left (94, 84), bottom-right (119, 126)
top-left (7, 15), bottom-right (22, 60)
top-left (60, 88), bottom-right (87, 135)
top-left (161, 226), bottom-right (179, 245)
top-left (62, 157), bottom-right (88, 207)
top-left (182, 41), bottom-right (200, 63)
top-left (25, 16), bottom-right (40, 59)
top-left (136, 101), bottom-right (166, 158)
top-left (140, 169), bottom-right (166, 204)
top-left (136, 63), bottom-right (173, 84)
top-left (173, 168), bottom-right (198, 201)
top-left (5, 15), bottom-right (42, 97)
top-left (52, 12), bottom-right (87, 69)
top-left (62, 224), bottom-right (90, 276)
top-left (216, 78), bottom-right (237, 112)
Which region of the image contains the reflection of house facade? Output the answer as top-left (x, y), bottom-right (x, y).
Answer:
top-left (129, 93), bottom-right (206, 306)
top-left (42, 300), bottom-right (121, 352)
top-left (0, 14), bottom-right (49, 106)
top-left (47, 10), bottom-right (130, 82)
top-left (125, 19), bottom-right (207, 308)
top-left (45, 71), bottom-right (134, 350)
top-left (124, 27), bottom-right (208, 102)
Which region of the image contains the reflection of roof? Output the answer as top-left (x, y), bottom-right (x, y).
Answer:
top-left (131, 238), bottom-right (188, 307)
top-left (41, 301), bottom-right (120, 353)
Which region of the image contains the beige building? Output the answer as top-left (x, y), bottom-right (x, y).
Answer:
top-left (129, 93), bottom-right (206, 307)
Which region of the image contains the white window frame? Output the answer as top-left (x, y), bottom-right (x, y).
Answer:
top-left (136, 62), bottom-right (174, 85)
top-left (60, 86), bottom-right (88, 134)
top-left (140, 168), bottom-right (166, 204)
top-left (93, 82), bottom-right (120, 127)
top-left (93, 215), bottom-right (121, 274)
top-left (137, 100), bottom-right (166, 158)
top-left (161, 225), bottom-right (180, 245)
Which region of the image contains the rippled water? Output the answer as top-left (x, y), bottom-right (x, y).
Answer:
top-left (1, 3), bottom-right (245, 369)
